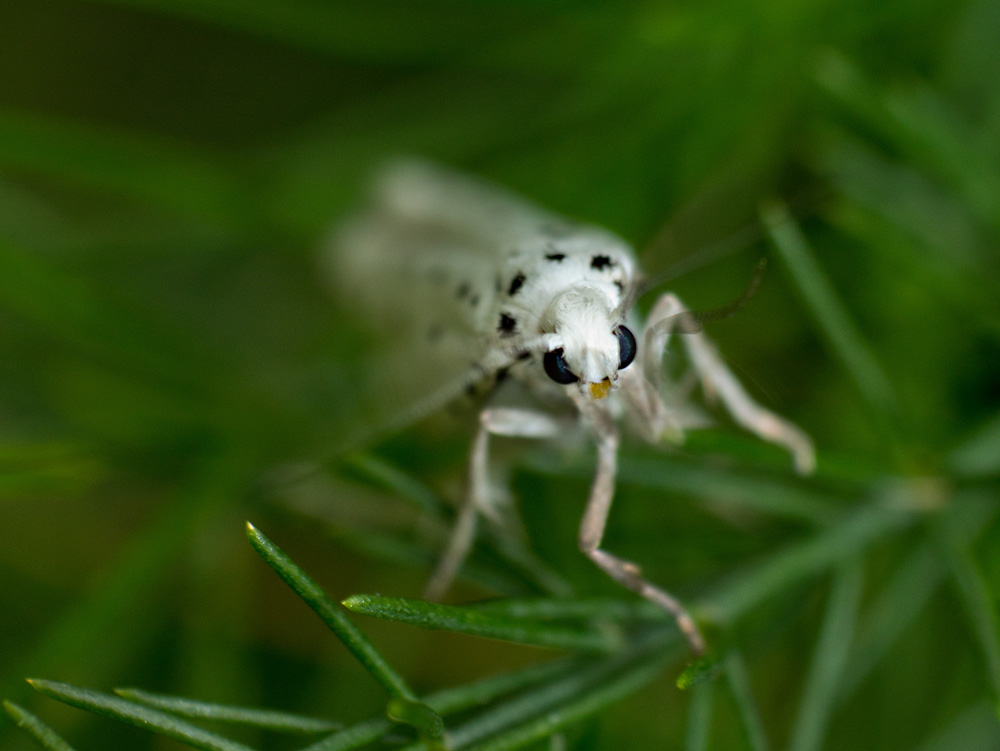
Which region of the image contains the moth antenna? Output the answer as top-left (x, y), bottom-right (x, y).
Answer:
top-left (656, 258), bottom-right (768, 334)
top-left (692, 257), bottom-right (768, 324)
top-left (638, 222), bottom-right (762, 296)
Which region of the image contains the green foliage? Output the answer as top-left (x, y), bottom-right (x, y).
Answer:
top-left (2, 0), bottom-right (999, 749)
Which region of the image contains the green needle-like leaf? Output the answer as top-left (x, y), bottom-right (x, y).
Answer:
top-left (699, 501), bottom-right (907, 626)
top-left (788, 562), bottom-right (865, 751)
top-left (0, 110), bottom-right (253, 229)
top-left (245, 523), bottom-right (420, 702)
top-left (472, 597), bottom-right (664, 622)
top-left (342, 595), bottom-right (620, 652)
top-left (445, 651), bottom-right (674, 751)
top-left (114, 688), bottom-right (340, 733)
top-left (684, 682), bottom-right (714, 751)
top-left (723, 653), bottom-right (770, 751)
top-left (936, 515), bottom-right (1000, 705)
top-left (762, 200), bottom-right (894, 414)
top-left (300, 659), bottom-right (580, 751)
top-left (3, 701), bottom-right (77, 751)
top-left (26, 680), bottom-right (255, 751)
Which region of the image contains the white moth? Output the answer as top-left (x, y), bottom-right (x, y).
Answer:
top-left (332, 160), bottom-right (814, 655)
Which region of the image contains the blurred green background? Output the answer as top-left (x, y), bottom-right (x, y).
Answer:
top-left (1, 0), bottom-right (999, 749)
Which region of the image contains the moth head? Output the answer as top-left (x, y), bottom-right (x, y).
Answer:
top-left (540, 287), bottom-right (637, 399)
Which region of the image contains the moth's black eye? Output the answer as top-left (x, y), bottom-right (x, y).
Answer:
top-left (543, 348), bottom-right (579, 384)
top-left (615, 325), bottom-right (637, 370)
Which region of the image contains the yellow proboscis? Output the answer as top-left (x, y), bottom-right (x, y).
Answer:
top-left (589, 380), bottom-right (611, 399)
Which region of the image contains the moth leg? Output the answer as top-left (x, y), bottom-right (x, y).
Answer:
top-left (644, 292), bottom-right (816, 474)
top-left (577, 408), bottom-right (707, 655)
top-left (424, 407), bottom-right (564, 600)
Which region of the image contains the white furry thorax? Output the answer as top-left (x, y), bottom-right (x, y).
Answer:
top-left (483, 230), bottom-right (638, 397)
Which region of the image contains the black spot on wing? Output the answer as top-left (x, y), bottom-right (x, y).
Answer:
top-left (469, 294), bottom-right (480, 307)
top-left (498, 313), bottom-right (517, 335)
top-left (590, 255), bottom-right (614, 270)
top-left (508, 272), bottom-right (526, 296)
top-left (456, 281), bottom-right (470, 299)
top-left (545, 253), bottom-right (566, 262)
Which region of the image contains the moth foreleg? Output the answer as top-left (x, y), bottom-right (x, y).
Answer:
top-left (424, 407), bottom-right (564, 600)
top-left (644, 292), bottom-right (815, 474)
top-left (577, 410), bottom-right (707, 655)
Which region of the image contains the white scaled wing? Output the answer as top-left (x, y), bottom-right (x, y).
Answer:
top-left (325, 159), bottom-right (570, 446)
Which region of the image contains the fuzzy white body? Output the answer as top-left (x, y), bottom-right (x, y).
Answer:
top-left (332, 160), bottom-right (814, 654)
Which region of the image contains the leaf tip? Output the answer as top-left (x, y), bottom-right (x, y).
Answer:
top-left (676, 652), bottom-right (724, 690)
top-left (341, 594), bottom-right (365, 611)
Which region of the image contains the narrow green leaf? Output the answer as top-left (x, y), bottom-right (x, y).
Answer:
top-left (299, 659), bottom-right (580, 751)
top-left (298, 717), bottom-right (389, 751)
top-left (3, 700), bottom-right (78, 751)
top-left (0, 441), bottom-right (103, 498)
top-left (788, 562), bottom-right (865, 751)
top-left (342, 595), bottom-right (620, 652)
top-left (723, 652), bottom-right (770, 751)
top-left (114, 688), bottom-right (339, 733)
top-left (409, 633), bottom-right (676, 751)
top-left (949, 412), bottom-right (1000, 478)
top-left (684, 682), bottom-right (714, 751)
top-left (245, 523), bottom-right (419, 702)
top-left (0, 109), bottom-right (253, 229)
top-left (838, 486), bottom-right (999, 702)
top-left (340, 453), bottom-right (447, 517)
top-left (912, 701), bottom-right (1000, 751)
top-left (485, 534), bottom-right (576, 598)
top-left (615, 456), bottom-right (840, 525)
top-left (699, 501), bottom-right (907, 625)
top-left (327, 526), bottom-right (530, 597)
top-left (1, 447), bottom-right (255, 707)
top-left (839, 544), bottom-right (943, 702)
top-left (426, 659), bottom-right (580, 716)
top-left (472, 597), bottom-right (664, 623)
top-left (936, 515), bottom-right (1000, 704)
top-left (762, 200), bottom-right (894, 413)
top-left (26, 680), bottom-right (255, 751)
top-left (526, 453), bottom-right (840, 525)
top-left (449, 651), bottom-right (674, 751)
top-left (816, 51), bottom-right (1000, 231)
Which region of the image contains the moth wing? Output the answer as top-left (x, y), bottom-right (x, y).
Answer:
top-left (324, 160), bottom-right (565, 450)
